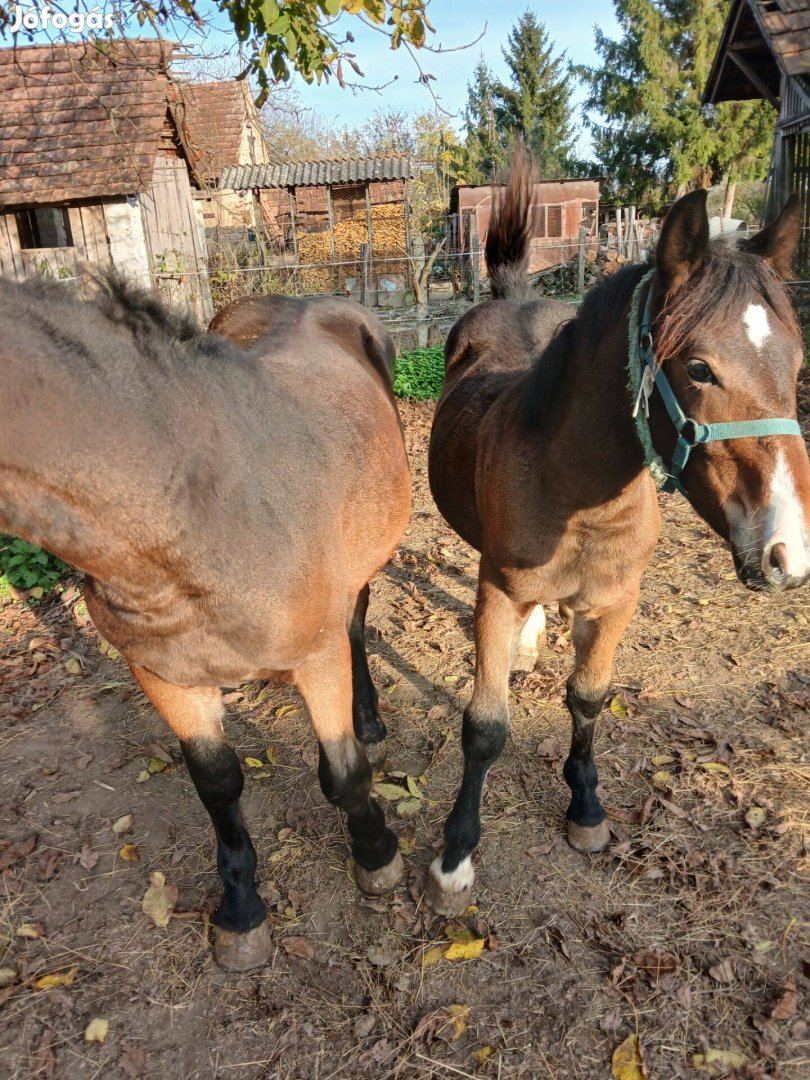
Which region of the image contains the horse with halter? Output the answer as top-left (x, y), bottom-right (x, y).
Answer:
top-left (427, 152), bottom-right (809, 916)
top-left (0, 281), bottom-right (411, 969)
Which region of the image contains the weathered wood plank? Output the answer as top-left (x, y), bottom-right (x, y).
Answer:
top-left (0, 212), bottom-right (24, 279)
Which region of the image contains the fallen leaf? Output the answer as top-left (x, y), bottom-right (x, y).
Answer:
top-left (281, 936), bottom-right (316, 961)
top-left (610, 696), bottom-right (628, 719)
top-left (136, 770), bottom-right (150, 783)
top-left (346, 857), bottom-right (357, 885)
top-left (396, 798), bottom-right (421, 818)
top-left (745, 806), bottom-right (767, 829)
top-left (399, 834), bottom-right (416, 857)
top-left (611, 1033), bottom-right (648, 1080)
top-left (275, 704), bottom-right (299, 719)
top-left (119, 843), bottom-right (140, 863)
top-left (652, 770), bottom-right (674, 785)
top-left (651, 754), bottom-right (676, 766)
top-left (146, 757), bottom-right (168, 775)
top-left (632, 949), bottom-right (679, 979)
top-left (84, 1017), bottom-right (109, 1043)
top-left (406, 775), bottom-right (422, 799)
top-left (472, 1045), bottom-right (494, 1063)
top-left (0, 967), bottom-right (18, 988)
top-left (244, 757), bottom-right (264, 769)
top-left (373, 782), bottom-right (409, 801)
top-left (112, 814), bottom-right (134, 835)
top-left (265, 746), bottom-right (277, 765)
top-left (700, 762), bottom-right (730, 776)
top-left (64, 658), bottom-right (83, 675)
top-left (426, 704), bottom-right (450, 722)
top-left (709, 958), bottom-right (735, 984)
top-left (445, 937), bottom-right (486, 961)
top-left (16, 923), bottom-right (43, 939)
top-left (770, 980), bottom-right (797, 1022)
top-left (421, 945), bottom-right (447, 968)
top-left (141, 872), bottom-right (177, 928)
top-left (35, 965), bottom-right (78, 990)
top-left (691, 1049), bottom-right (748, 1073)
top-left (415, 1003), bottom-right (469, 1044)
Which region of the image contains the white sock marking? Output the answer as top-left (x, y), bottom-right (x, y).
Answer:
top-left (517, 604), bottom-right (546, 653)
top-left (430, 855), bottom-right (474, 892)
top-left (744, 303), bottom-right (771, 350)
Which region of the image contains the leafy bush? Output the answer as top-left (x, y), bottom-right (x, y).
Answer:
top-left (0, 536), bottom-right (69, 595)
top-left (393, 346), bottom-right (445, 400)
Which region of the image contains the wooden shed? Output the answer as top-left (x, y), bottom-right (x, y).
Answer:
top-left (175, 80), bottom-right (269, 236)
top-left (704, 0), bottom-right (810, 273)
top-left (450, 179), bottom-right (601, 280)
top-left (220, 156), bottom-right (414, 303)
top-left (0, 38), bottom-right (212, 320)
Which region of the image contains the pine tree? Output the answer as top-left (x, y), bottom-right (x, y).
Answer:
top-left (493, 13), bottom-right (576, 178)
top-left (581, 0), bottom-right (774, 210)
top-left (463, 57), bottom-right (507, 183)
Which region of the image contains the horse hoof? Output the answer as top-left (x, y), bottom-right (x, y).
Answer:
top-left (567, 819), bottom-right (611, 854)
top-left (364, 738), bottom-right (387, 768)
top-left (424, 856), bottom-right (474, 917)
top-left (213, 920), bottom-right (274, 972)
top-left (356, 849), bottom-right (404, 895)
top-left (512, 649), bottom-right (539, 672)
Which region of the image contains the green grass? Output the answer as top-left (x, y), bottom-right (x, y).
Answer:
top-left (393, 345), bottom-right (445, 400)
top-left (0, 536), bottom-right (69, 596)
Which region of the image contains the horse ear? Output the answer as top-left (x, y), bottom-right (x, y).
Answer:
top-left (655, 189), bottom-right (709, 298)
top-left (740, 194), bottom-right (802, 279)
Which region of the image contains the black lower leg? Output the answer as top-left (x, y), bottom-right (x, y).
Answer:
top-left (441, 707), bottom-right (507, 873)
top-left (562, 683), bottom-right (607, 828)
top-left (180, 738), bottom-right (267, 933)
top-left (318, 739), bottom-right (397, 871)
top-left (349, 585), bottom-right (387, 748)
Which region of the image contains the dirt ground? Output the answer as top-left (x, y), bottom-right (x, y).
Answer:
top-left (1, 397), bottom-right (809, 1080)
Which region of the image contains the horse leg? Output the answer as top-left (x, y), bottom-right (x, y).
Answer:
top-left (512, 603), bottom-right (546, 671)
top-left (296, 633), bottom-right (403, 896)
top-left (563, 591), bottom-right (639, 853)
top-left (129, 664), bottom-right (272, 972)
top-left (426, 570), bottom-right (520, 916)
top-left (348, 583), bottom-right (387, 766)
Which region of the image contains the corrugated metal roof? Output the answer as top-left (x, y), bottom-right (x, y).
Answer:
top-left (221, 155), bottom-right (413, 190)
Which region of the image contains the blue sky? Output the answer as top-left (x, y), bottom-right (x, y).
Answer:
top-left (188, 1), bottom-right (621, 147)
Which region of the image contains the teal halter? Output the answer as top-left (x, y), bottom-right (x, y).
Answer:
top-left (628, 270), bottom-right (802, 497)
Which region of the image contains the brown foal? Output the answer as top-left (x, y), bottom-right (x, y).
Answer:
top-left (427, 153), bottom-right (810, 915)
top-left (0, 281), bottom-right (411, 969)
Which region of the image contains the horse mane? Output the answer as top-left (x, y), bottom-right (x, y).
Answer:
top-left (520, 237), bottom-right (801, 428)
top-left (0, 272), bottom-right (238, 367)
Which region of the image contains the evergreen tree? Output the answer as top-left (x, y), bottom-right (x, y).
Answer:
top-left (463, 57), bottom-right (508, 183)
top-left (581, 0), bottom-right (774, 210)
top-left (493, 12), bottom-right (576, 178)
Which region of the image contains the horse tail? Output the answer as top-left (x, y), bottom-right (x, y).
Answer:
top-left (485, 143), bottom-right (535, 302)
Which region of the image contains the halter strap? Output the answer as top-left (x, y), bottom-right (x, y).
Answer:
top-left (628, 270), bottom-right (802, 497)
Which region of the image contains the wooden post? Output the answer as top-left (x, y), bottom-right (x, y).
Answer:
top-left (628, 205), bottom-right (637, 261)
top-left (288, 189), bottom-right (299, 294)
top-left (326, 185), bottom-right (337, 293)
top-left (471, 213), bottom-right (480, 304)
top-left (403, 177), bottom-right (413, 294)
top-left (365, 184), bottom-right (374, 306)
top-left (360, 242), bottom-right (369, 307)
top-left (616, 207), bottom-right (623, 258)
top-left (577, 225), bottom-right (587, 297)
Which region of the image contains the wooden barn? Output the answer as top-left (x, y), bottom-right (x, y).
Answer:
top-left (704, 0), bottom-right (810, 273)
top-left (220, 156), bottom-right (415, 303)
top-left (450, 178), bottom-right (601, 280)
top-left (0, 39), bottom-right (212, 319)
top-left (175, 80), bottom-right (269, 237)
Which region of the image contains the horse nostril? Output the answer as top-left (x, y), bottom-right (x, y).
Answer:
top-left (769, 542), bottom-right (789, 576)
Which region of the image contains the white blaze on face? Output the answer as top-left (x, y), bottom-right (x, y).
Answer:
top-left (764, 450), bottom-right (810, 579)
top-left (743, 303), bottom-right (772, 350)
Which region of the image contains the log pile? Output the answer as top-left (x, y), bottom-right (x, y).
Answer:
top-left (298, 203), bottom-right (408, 294)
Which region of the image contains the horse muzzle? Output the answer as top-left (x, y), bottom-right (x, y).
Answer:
top-left (733, 541), bottom-right (810, 593)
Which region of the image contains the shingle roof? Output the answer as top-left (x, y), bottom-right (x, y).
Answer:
top-left (759, 0), bottom-right (810, 76)
top-left (175, 80), bottom-right (254, 182)
top-left (0, 39), bottom-right (176, 208)
top-left (221, 155), bottom-right (413, 190)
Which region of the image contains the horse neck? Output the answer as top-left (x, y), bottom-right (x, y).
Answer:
top-left (546, 301), bottom-right (648, 502)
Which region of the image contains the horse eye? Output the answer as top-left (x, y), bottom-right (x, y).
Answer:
top-left (686, 360), bottom-right (716, 384)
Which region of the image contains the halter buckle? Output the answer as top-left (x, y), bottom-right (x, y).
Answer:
top-left (679, 418), bottom-right (709, 447)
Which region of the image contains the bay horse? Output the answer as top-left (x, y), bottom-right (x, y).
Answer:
top-left (427, 153), bottom-right (810, 916)
top-left (0, 280), bottom-right (411, 969)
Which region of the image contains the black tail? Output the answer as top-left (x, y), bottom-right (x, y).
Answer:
top-left (485, 145), bottom-right (534, 301)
